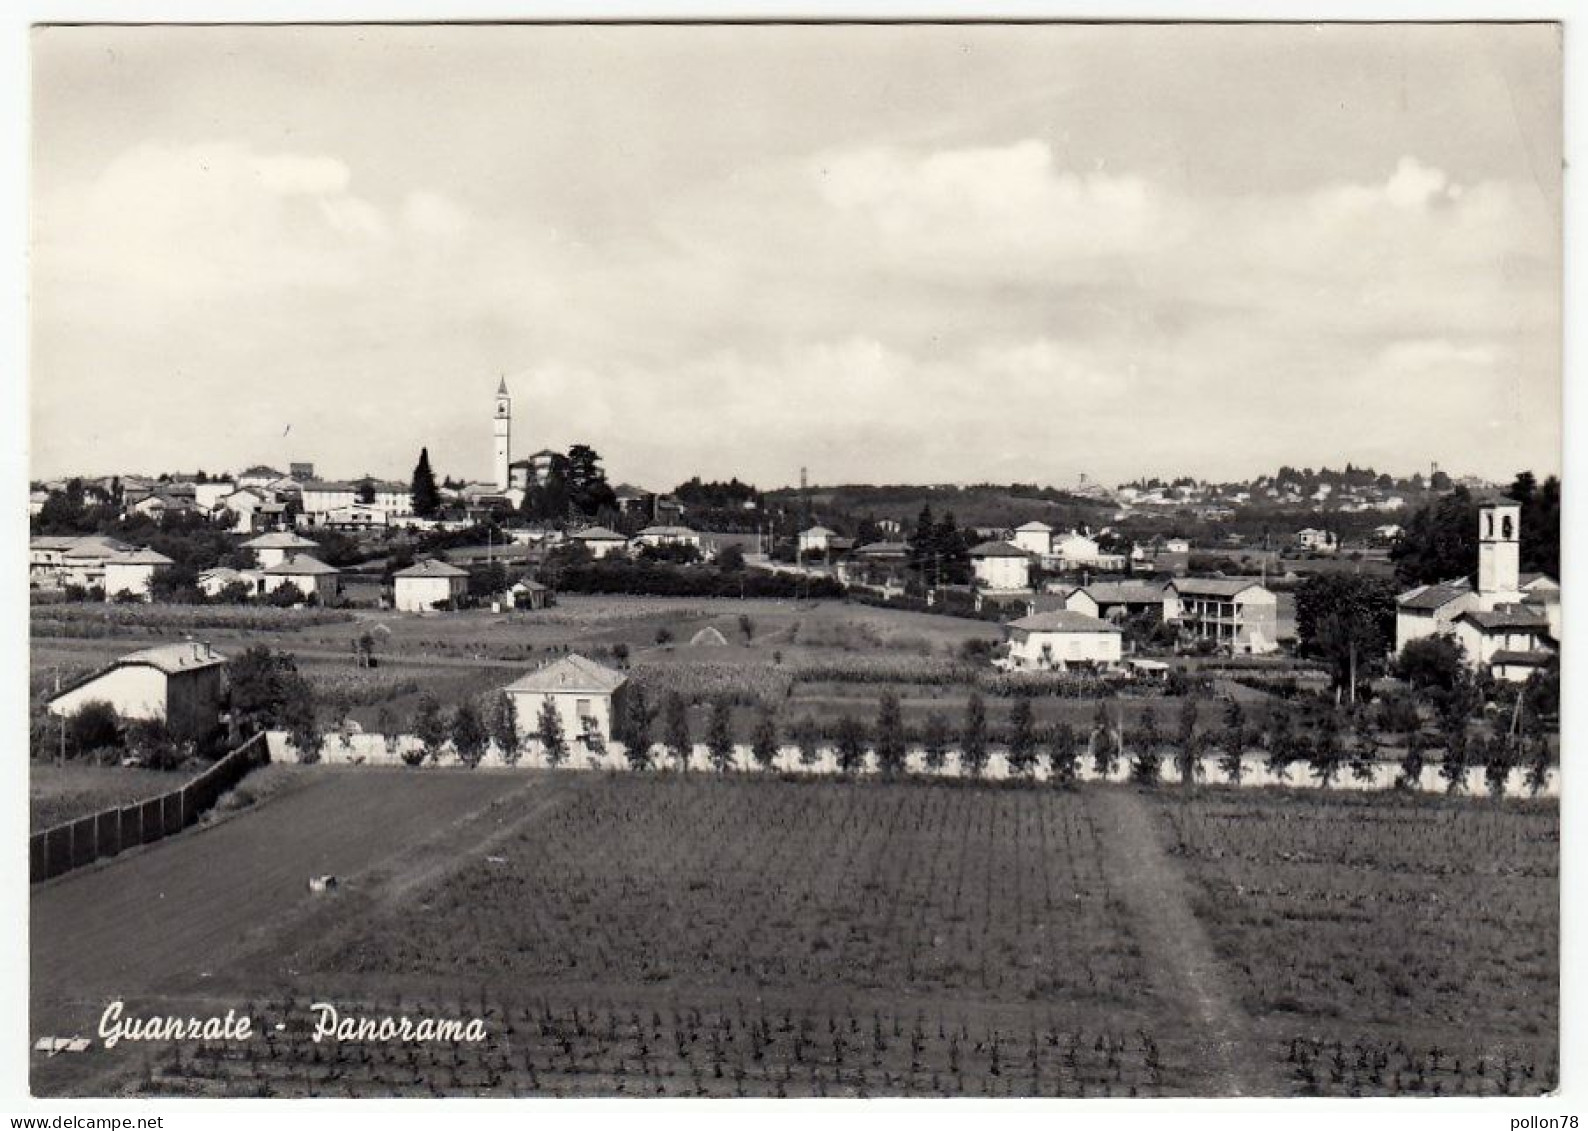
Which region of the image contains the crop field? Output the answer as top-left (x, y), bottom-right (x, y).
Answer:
top-left (43, 772), bottom-right (1549, 1099)
top-left (1153, 790), bottom-right (1558, 1096)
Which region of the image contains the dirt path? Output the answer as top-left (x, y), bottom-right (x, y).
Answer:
top-left (1092, 787), bottom-right (1284, 1097)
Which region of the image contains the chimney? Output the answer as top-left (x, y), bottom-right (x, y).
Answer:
top-left (193, 642), bottom-right (202, 661)
top-left (202, 640), bottom-right (214, 659)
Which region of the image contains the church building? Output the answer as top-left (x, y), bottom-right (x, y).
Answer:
top-left (1393, 496), bottom-right (1557, 682)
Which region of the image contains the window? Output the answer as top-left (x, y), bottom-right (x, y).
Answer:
top-left (577, 698), bottom-right (593, 720)
top-left (1502, 515), bottom-right (1513, 540)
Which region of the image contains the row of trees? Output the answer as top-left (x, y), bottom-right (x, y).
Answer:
top-left (365, 684), bottom-right (1551, 798)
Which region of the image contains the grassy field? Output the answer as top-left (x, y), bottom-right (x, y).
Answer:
top-left (30, 771), bottom-right (1557, 1099)
top-left (29, 762), bottom-right (188, 832)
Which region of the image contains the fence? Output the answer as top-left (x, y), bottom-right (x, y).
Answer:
top-left (30, 732), bottom-right (270, 884)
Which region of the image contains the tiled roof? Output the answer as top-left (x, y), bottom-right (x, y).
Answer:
top-left (970, 540), bottom-right (1030, 559)
top-left (855, 541), bottom-right (910, 557)
top-left (571, 526), bottom-right (627, 541)
top-left (242, 531), bottom-right (318, 549)
top-left (261, 553), bottom-right (339, 576)
top-left (1489, 649), bottom-right (1552, 667)
top-left (1082, 582), bottom-right (1170, 605)
top-left (1460, 606), bottom-right (1548, 631)
top-left (1396, 580), bottom-right (1473, 611)
top-left (637, 525), bottom-right (698, 537)
top-left (1014, 521), bottom-right (1054, 532)
top-left (49, 643), bottom-right (228, 704)
top-left (394, 559), bottom-right (469, 578)
top-left (504, 653), bottom-right (627, 694)
top-left (1007, 610), bottom-right (1122, 634)
top-left (109, 547), bottom-right (175, 566)
top-left (1172, 577), bottom-right (1265, 598)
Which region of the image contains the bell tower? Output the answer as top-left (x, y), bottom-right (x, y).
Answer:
top-left (1476, 497), bottom-right (1522, 609)
top-left (493, 377), bottom-right (511, 491)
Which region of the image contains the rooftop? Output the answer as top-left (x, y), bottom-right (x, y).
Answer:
top-left (970, 540), bottom-right (1030, 559)
top-left (571, 525), bottom-right (627, 541)
top-left (394, 558), bottom-right (470, 579)
top-left (49, 643), bottom-right (228, 704)
top-left (504, 653), bottom-right (627, 695)
top-left (1172, 577), bottom-right (1267, 598)
top-left (261, 553), bottom-right (339, 575)
top-left (1396, 580), bottom-right (1472, 611)
top-left (242, 531), bottom-right (319, 549)
top-left (1007, 610), bottom-right (1121, 634)
top-left (1460, 606), bottom-right (1549, 632)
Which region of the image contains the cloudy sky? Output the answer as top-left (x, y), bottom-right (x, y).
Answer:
top-left (30, 23), bottom-right (1560, 490)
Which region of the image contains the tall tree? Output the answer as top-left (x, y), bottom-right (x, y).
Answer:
top-left (1294, 574), bottom-right (1396, 696)
top-left (1391, 486), bottom-right (1477, 586)
top-left (959, 692), bottom-right (989, 779)
top-left (411, 447), bottom-right (442, 518)
top-left (907, 505), bottom-right (938, 588)
top-left (664, 691), bottom-right (692, 771)
top-left (1508, 471), bottom-right (1561, 578)
top-left (1047, 722), bottom-right (1081, 788)
top-left (835, 715), bottom-right (869, 776)
top-left (451, 699), bottom-right (489, 769)
top-left (413, 693), bottom-right (449, 763)
top-left (750, 705), bottom-right (780, 772)
top-left (1006, 695), bottom-right (1037, 779)
top-left (538, 697), bottom-right (568, 768)
top-left (706, 698), bottom-right (735, 772)
top-left (619, 684), bottom-right (655, 771)
top-left (565, 444), bottom-right (617, 516)
top-left (489, 693), bottom-right (521, 766)
top-left (875, 692), bottom-right (907, 777)
top-left (920, 712), bottom-right (950, 774)
top-left (1130, 706), bottom-right (1163, 785)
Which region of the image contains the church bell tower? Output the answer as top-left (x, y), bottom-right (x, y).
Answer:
top-left (1476, 497), bottom-right (1522, 610)
top-left (493, 377), bottom-right (511, 491)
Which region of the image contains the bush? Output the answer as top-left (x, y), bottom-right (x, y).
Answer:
top-left (66, 701), bottom-right (122, 759)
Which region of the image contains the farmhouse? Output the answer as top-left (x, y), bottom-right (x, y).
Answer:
top-left (103, 548), bottom-right (175, 602)
top-left (46, 642), bottom-right (228, 740)
top-left (570, 525), bottom-right (630, 559)
top-left (1004, 610), bottom-right (1123, 671)
top-left (393, 558), bottom-right (470, 612)
top-left (1295, 528), bottom-right (1338, 553)
top-left (1452, 606), bottom-right (1554, 683)
top-left (1051, 531), bottom-right (1126, 571)
top-left (969, 541), bottom-right (1032, 592)
top-left (1168, 577), bottom-right (1279, 655)
top-left (260, 553), bottom-right (340, 604)
top-left (242, 530), bottom-right (320, 569)
top-left (798, 526), bottom-right (837, 556)
top-left (197, 567), bottom-right (248, 598)
top-left (504, 653), bottom-right (629, 745)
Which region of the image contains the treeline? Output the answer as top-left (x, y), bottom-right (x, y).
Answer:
top-left (550, 559), bottom-right (845, 600)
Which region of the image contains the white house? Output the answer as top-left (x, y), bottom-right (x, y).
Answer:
top-left (393, 559), bottom-right (470, 612)
top-left (970, 541), bottom-right (1032, 591)
top-left (798, 526), bottom-right (837, 556)
top-left (1452, 606), bottom-right (1553, 683)
top-left (197, 567), bottom-right (250, 598)
top-left (29, 535), bottom-right (134, 590)
top-left (570, 526), bottom-right (630, 559)
top-left (236, 465), bottom-right (287, 490)
top-left (1004, 610), bottom-right (1123, 671)
top-left (632, 525), bottom-right (702, 551)
top-left (242, 530), bottom-right (320, 569)
top-left (216, 487), bottom-right (275, 534)
top-left (103, 548), bottom-right (174, 601)
top-left (1051, 531), bottom-right (1125, 571)
top-left (1296, 528), bottom-right (1338, 553)
top-left (504, 653), bottom-right (629, 746)
top-left (47, 642), bottom-right (227, 740)
top-left (259, 553), bottom-right (340, 604)
top-left (1394, 580), bottom-right (1477, 652)
top-left (1011, 521), bottom-right (1054, 556)
top-left (1064, 581), bottom-right (1175, 623)
top-left (193, 480), bottom-right (236, 510)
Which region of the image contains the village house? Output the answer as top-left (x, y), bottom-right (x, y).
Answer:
top-left (241, 530), bottom-right (320, 569)
top-left (1168, 577), bottom-right (1280, 654)
top-left (1051, 530), bottom-right (1127, 571)
top-left (569, 525), bottom-right (630, 559)
top-left (1003, 610), bottom-right (1123, 671)
top-left (632, 525), bottom-right (702, 552)
top-left (197, 567), bottom-right (248, 599)
top-left (29, 535), bottom-right (135, 589)
top-left (216, 486), bottom-right (279, 534)
top-left (1394, 498), bottom-right (1557, 681)
top-left (392, 558), bottom-right (470, 612)
top-left (103, 548), bottom-right (175, 601)
top-left (798, 526), bottom-right (837, 556)
top-left (47, 642), bottom-right (228, 740)
top-left (1010, 521), bottom-right (1053, 556)
top-left (503, 653), bottom-right (629, 746)
top-left (236, 465), bottom-right (288, 490)
top-left (192, 480), bottom-right (237, 511)
top-left (1063, 581), bottom-right (1176, 623)
top-left (259, 553), bottom-right (340, 604)
top-left (969, 541), bottom-right (1033, 592)
top-left (1295, 527), bottom-right (1338, 553)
